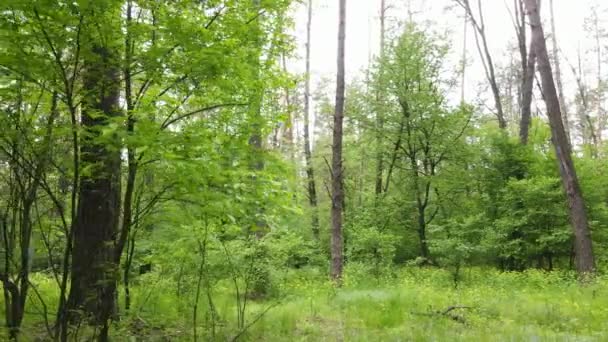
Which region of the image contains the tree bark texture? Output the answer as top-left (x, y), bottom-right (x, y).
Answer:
top-left (524, 0), bottom-right (595, 274)
top-left (331, 0), bottom-right (346, 283)
top-left (304, 0), bottom-right (320, 239)
top-left (375, 0), bottom-right (386, 196)
top-left (519, 27), bottom-right (536, 144)
top-left (67, 45), bottom-right (122, 330)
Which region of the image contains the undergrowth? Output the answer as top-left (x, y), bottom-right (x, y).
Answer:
top-left (3, 267), bottom-right (607, 341)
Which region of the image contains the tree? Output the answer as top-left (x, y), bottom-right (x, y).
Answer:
top-left (375, 25), bottom-right (470, 262)
top-left (460, 7), bottom-right (467, 104)
top-left (511, 0), bottom-right (536, 144)
top-left (524, 0), bottom-right (595, 274)
top-left (331, 0), bottom-right (346, 282)
top-left (66, 3), bottom-right (122, 335)
top-left (455, 0), bottom-right (507, 129)
top-left (0, 73), bottom-right (59, 341)
top-left (549, 0), bottom-right (570, 142)
top-left (375, 0), bottom-right (387, 196)
top-left (303, 0), bottom-right (320, 239)
top-left (1, 1), bottom-right (294, 339)
top-left (519, 40), bottom-right (536, 145)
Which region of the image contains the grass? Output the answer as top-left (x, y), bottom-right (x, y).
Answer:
top-left (242, 267), bottom-right (608, 341)
top-left (3, 266), bottom-right (608, 341)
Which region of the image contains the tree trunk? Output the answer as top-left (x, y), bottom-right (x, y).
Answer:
top-left (375, 0), bottom-right (386, 196)
top-left (549, 0), bottom-right (570, 143)
top-left (515, 0), bottom-right (536, 144)
top-left (119, 0), bottom-right (137, 313)
top-left (417, 204), bottom-right (430, 260)
top-left (304, 0), bottom-right (320, 240)
top-left (460, 10), bottom-right (467, 103)
top-left (520, 27), bottom-right (536, 144)
top-left (66, 45), bottom-right (122, 332)
top-left (524, 0), bottom-right (595, 275)
top-left (331, 0), bottom-right (346, 283)
top-left (412, 170), bottom-right (431, 261)
top-left (248, 0), bottom-right (267, 237)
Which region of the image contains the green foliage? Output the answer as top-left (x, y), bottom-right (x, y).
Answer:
top-left (13, 267), bottom-right (608, 341)
top-left (490, 176), bottom-right (571, 268)
top-left (3, 0), bottom-right (608, 339)
top-left (429, 214), bottom-right (488, 285)
top-left (347, 227), bottom-right (399, 265)
top-left (264, 229), bottom-right (325, 269)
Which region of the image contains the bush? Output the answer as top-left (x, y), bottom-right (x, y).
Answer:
top-left (347, 226), bottom-right (399, 277)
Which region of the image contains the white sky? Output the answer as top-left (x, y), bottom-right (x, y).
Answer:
top-left (288, 0), bottom-right (604, 107)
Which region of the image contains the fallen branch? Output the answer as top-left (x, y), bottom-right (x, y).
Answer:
top-left (442, 305), bottom-right (472, 315)
top-left (411, 305), bottom-right (473, 324)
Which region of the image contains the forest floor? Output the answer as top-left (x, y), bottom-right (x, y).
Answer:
top-left (241, 267), bottom-right (608, 341)
top-left (6, 267), bottom-right (608, 341)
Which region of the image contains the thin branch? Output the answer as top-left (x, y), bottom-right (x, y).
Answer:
top-left (160, 103), bottom-right (248, 129)
top-left (206, 5), bottom-right (227, 29)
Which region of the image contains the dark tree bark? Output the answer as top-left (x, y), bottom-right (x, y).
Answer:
top-left (524, 0), bottom-right (595, 274)
top-left (66, 44), bottom-right (122, 333)
top-left (304, 0), bottom-right (320, 240)
top-left (331, 0), bottom-right (346, 283)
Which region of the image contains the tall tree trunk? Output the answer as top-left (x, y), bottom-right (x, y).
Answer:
top-left (514, 0), bottom-right (536, 144)
top-left (549, 0), bottom-right (570, 143)
top-left (66, 44), bottom-right (122, 333)
top-left (460, 10), bottom-right (467, 103)
top-left (410, 155), bottom-right (431, 261)
top-left (119, 0), bottom-right (138, 313)
top-left (303, 0), bottom-right (320, 240)
top-left (524, 0), bottom-right (595, 275)
top-left (519, 0), bottom-right (537, 145)
top-left (331, 0), bottom-right (346, 283)
top-left (281, 54), bottom-right (295, 157)
top-left (519, 45), bottom-right (536, 144)
top-left (248, 0), bottom-right (267, 237)
top-left (375, 0), bottom-right (386, 196)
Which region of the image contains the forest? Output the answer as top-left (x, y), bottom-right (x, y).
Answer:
top-left (1, 0), bottom-right (608, 340)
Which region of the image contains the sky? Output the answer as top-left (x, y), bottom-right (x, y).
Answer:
top-left (287, 0), bottom-right (603, 107)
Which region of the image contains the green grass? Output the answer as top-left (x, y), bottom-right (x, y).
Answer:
top-left (240, 267), bottom-right (608, 341)
top-left (3, 267), bottom-right (608, 341)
